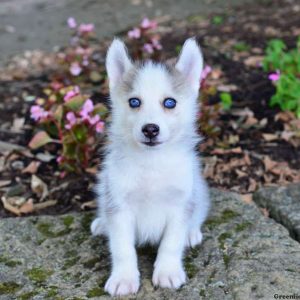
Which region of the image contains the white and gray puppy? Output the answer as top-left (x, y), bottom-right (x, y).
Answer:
top-left (91, 37), bottom-right (210, 297)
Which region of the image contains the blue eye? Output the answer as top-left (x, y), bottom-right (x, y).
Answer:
top-left (163, 98), bottom-right (176, 109)
top-left (129, 98), bottom-right (141, 108)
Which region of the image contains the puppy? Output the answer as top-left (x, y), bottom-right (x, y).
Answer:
top-left (91, 37), bottom-right (210, 297)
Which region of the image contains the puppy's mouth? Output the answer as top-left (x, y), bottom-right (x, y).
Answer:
top-left (142, 139), bottom-right (162, 147)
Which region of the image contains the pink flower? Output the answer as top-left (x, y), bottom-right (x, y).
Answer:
top-left (128, 28), bottom-right (141, 39)
top-left (64, 86), bottom-right (80, 102)
top-left (78, 23), bottom-right (95, 34)
top-left (140, 18), bottom-right (157, 29)
top-left (70, 62), bottom-right (82, 76)
top-left (67, 17), bottom-right (77, 29)
top-left (65, 112), bottom-right (77, 129)
top-left (201, 65), bottom-right (212, 81)
top-left (95, 121), bottom-right (105, 133)
top-left (56, 155), bottom-right (64, 164)
top-left (30, 105), bottom-right (50, 121)
top-left (143, 43), bottom-right (154, 54)
top-left (80, 99), bottom-right (94, 119)
top-left (50, 81), bottom-right (63, 91)
top-left (88, 114), bottom-right (100, 125)
top-left (268, 70), bottom-right (280, 82)
top-left (151, 38), bottom-right (162, 50)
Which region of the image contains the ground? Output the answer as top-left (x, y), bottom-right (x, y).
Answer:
top-left (1, 188), bottom-right (300, 299)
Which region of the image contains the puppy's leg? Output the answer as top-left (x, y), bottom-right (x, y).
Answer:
top-left (153, 213), bottom-right (187, 289)
top-left (186, 178), bottom-right (210, 248)
top-left (105, 211), bottom-right (140, 296)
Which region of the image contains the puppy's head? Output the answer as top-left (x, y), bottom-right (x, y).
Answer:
top-left (106, 38), bottom-right (203, 149)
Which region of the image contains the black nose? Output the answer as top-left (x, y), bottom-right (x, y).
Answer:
top-left (142, 123), bottom-right (160, 138)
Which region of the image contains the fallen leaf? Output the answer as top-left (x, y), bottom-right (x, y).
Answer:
top-left (81, 200), bottom-right (97, 210)
top-left (240, 193), bottom-right (253, 204)
top-left (260, 208), bottom-right (269, 218)
top-left (212, 147), bottom-right (243, 155)
top-left (235, 169), bottom-right (247, 178)
top-left (31, 175), bottom-right (48, 201)
top-left (12, 117), bottom-right (25, 132)
top-left (33, 199), bottom-right (57, 211)
top-left (217, 84), bottom-right (238, 92)
top-left (22, 161), bottom-right (41, 174)
top-left (85, 166), bottom-right (98, 174)
top-left (1, 196), bottom-right (20, 215)
top-left (248, 178), bottom-right (257, 192)
top-left (263, 156), bottom-right (278, 172)
top-left (262, 133), bottom-right (278, 142)
top-left (0, 180), bottom-right (11, 188)
top-left (19, 199), bottom-right (34, 214)
top-left (244, 55), bottom-right (264, 67)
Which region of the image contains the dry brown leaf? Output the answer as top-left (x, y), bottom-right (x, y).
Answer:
top-left (235, 169), bottom-right (247, 178)
top-left (244, 55), bottom-right (264, 67)
top-left (260, 208), bottom-right (269, 218)
top-left (275, 111), bottom-right (295, 122)
top-left (230, 107), bottom-right (254, 118)
top-left (248, 178), bottom-right (257, 192)
top-left (281, 131), bottom-right (295, 141)
top-left (85, 166), bottom-right (98, 174)
top-left (0, 180), bottom-right (11, 188)
top-left (12, 117), bottom-right (25, 132)
top-left (217, 84), bottom-right (238, 92)
top-left (81, 200), bottom-right (97, 210)
top-left (240, 193), bottom-right (253, 204)
top-left (19, 199), bottom-right (34, 214)
top-left (263, 156), bottom-right (277, 172)
top-left (31, 175), bottom-right (48, 201)
top-left (1, 196), bottom-right (21, 215)
top-left (244, 116), bottom-right (258, 126)
top-left (212, 147), bottom-right (242, 155)
top-left (22, 161), bottom-right (41, 174)
top-left (33, 199), bottom-right (57, 211)
top-left (262, 133), bottom-right (278, 142)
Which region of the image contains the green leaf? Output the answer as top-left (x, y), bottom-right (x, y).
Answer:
top-left (89, 71), bottom-right (103, 83)
top-left (29, 131), bottom-right (53, 149)
top-left (54, 105), bottom-right (63, 122)
top-left (220, 92), bottom-right (232, 110)
top-left (64, 95), bottom-right (85, 112)
top-left (93, 103), bottom-right (109, 119)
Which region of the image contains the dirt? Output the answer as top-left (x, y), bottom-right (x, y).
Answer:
top-left (0, 0), bottom-right (299, 218)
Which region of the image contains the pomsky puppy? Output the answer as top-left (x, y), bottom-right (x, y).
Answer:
top-left (91, 37), bottom-right (210, 296)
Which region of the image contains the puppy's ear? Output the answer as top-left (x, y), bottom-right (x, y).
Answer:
top-left (106, 38), bottom-right (132, 89)
top-left (175, 38), bottom-right (203, 92)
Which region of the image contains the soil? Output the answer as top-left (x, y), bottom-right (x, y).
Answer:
top-left (0, 0), bottom-right (299, 218)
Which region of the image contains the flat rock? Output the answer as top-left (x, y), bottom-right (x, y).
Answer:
top-left (254, 183), bottom-right (300, 242)
top-left (1, 189), bottom-right (300, 299)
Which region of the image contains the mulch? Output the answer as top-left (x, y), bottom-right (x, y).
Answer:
top-left (0, 0), bottom-right (299, 218)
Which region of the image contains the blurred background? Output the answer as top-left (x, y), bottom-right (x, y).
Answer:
top-left (0, 0), bottom-right (253, 64)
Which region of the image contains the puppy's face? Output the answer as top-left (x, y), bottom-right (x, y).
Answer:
top-left (106, 38), bottom-right (203, 149)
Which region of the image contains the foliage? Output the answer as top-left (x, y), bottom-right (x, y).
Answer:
top-left (56, 17), bottom-right (103, 83)
top-left (29, 84), bottom-right (108, 173)
top-left (220, 92), bottom-right (233, 110)
top-left (127, 18), bottom-right (162, 60)
top-left (263, 37), bottom-right (300, 117)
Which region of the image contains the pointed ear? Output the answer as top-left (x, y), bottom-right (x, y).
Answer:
top-left (106, 38), bottom-right (133, 89)
top-left (175, 38), bottom-right (203, 92)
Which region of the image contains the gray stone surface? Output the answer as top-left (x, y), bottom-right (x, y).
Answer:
top-left (254, 183), bottom-right (300, 242)
top-left (0, 0), bottom-right (254, 65)
top-left (1, 189), bottom-right (300, 299)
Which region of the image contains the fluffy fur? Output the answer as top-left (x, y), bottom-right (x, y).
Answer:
top-left (91, 37), bottom-right (210, 296)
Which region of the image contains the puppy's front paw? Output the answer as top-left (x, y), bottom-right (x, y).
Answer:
top-left (153, 261), bottom-right (186, 289)
top-left (186, 229), bottom-right (203, 248)
top-left (105, 269), bottom-right (140, 296)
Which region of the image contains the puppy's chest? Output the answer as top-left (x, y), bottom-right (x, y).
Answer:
top-left (126, 162), bottom-right (192, 205)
